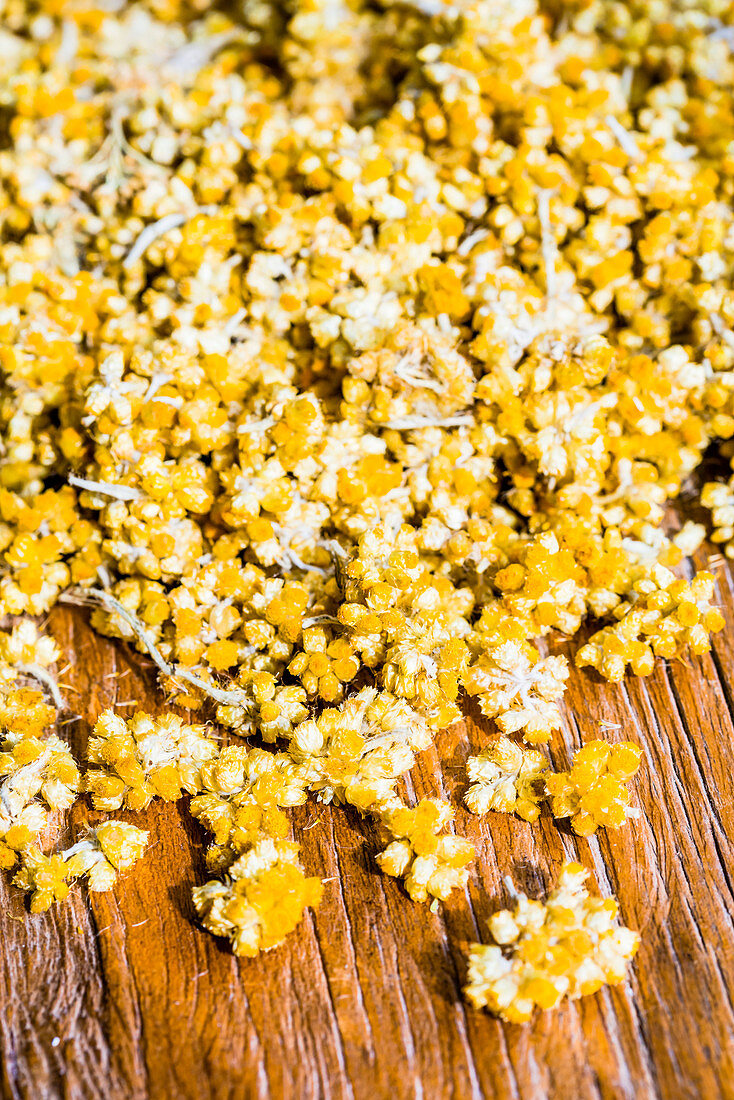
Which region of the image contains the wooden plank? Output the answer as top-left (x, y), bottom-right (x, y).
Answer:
top-left (2, 564), bottom-right (734, 1099)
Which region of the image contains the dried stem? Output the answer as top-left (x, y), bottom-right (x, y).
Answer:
top-left (16, 664), bottom-right (65, 710)
top-left (60, 587), bottom-right (253, 708)
top-left (536, 188), bottom-right (557, 322)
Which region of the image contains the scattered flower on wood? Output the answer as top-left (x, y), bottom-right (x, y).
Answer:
top-left (15, 821), bottom-right (149, 912)
top-left (465, 737), bottom-right (548, 822)
top-left (192, 839), bottom-right (323, 957)
top-left (376, 797), bottom-right (475, 904)
top-left (545, 741), bottom-right (643, 836)
top-left (0, 734), bottom-right (80, 868)
top-left (465, 863), bottom-right (640, 1022)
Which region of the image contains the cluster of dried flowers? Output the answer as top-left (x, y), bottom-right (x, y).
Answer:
top-left (2, 0), bottom-right (733, 1020)
top-left (465, 862), bottom-right (640, 1022)
top-left (17, 820), bottom-right (149, 912)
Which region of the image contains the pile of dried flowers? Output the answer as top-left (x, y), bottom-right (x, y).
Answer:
top-left (2, 0), bottom-right (734, 1020)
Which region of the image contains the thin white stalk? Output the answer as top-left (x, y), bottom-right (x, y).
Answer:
top-left (122, 213), bottom-right (190, 269)
top-left (537, 188), bottom-right (557, 322)
top-left (55, 20), bottom-right (79, 67)
top-left (16, 664), bottom-right (64, 710)
top-left (382, 414), bottom-right (472, 430)
top-left (69, 475), bottom-right (140, 501)
top-left (61, 587), bottom-right (253, 707)
top-left (605, 115), bottom-right (641, 160)
top-left (503, 874), bottom-right (519, 900)
top-left (122, 204), bottom-right (218, 270)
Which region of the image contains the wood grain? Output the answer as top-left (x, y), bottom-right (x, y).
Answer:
top-left (2, 549), bottom-right (734, 1100)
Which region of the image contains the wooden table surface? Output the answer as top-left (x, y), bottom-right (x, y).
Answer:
top-left (1, 539), bottom-right (733, 1100)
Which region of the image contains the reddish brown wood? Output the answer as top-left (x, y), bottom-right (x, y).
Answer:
top-left (2, 552), bottom-right (734, 1100)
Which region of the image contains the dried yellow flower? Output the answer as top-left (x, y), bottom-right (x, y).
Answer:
top-left (376, 798), bottom-right (474, 904)
top-left (577, 567), bottom-right (725, 681)
top-left (465, 737), bottom-right (548, 821)
top-left (15, 821), bottom-right (148, 912)
top-left (85, 709), bottom-right (219, 810)
top-left (0, 687), bottom-right (56, 742)
top-left (288, 687), bottom-right (430, 813)
top-left (0, 621), bottom-right (63, 713)
top-left (0, 734), bottom-right (80, 868)
top-left (189, 745), bottom-right (308, 870)
top-left (462, 643), bottom-right (569, 744)
top-left (192, 839), bottom-right (323, 956)
top-left (545, 741), bottom-right (643, 836)
top-left (465, 863), bottom-right (640, 1022)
